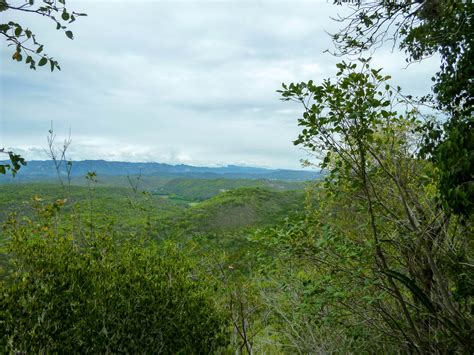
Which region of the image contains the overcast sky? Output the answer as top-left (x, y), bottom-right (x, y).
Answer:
top-left (0, 0), bottom-right (439, 169)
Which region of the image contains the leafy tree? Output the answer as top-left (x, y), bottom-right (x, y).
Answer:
top-left (277, 60), bottom-right (473, 353)
top-left (332, 0), bottom-right (474, 217)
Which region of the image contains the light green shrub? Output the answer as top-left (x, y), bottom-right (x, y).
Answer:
top-left (0, 213), bottom-right (228, 353)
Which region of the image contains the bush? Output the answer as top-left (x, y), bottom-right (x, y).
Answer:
top-left (0, 215), bottom-right (228, 353)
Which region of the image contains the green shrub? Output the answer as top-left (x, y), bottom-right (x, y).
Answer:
top-left (0, 216), bottom-right (228, 353)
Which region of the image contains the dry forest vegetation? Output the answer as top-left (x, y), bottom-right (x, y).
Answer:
top-left (0, 0), bottom-right (473, 353)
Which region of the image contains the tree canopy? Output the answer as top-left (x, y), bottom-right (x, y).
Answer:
top-left (332, 0), bottom-right (474, 217)
top-left (276, 60), bottom-right (473, 353)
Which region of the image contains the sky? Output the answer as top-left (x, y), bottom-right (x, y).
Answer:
top-left (0, 0), bottom-right (440, 169)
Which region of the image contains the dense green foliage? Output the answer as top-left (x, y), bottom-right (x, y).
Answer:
top-left (273, 60), bottom-right (473, 353)
top-left (332, 0), bottom-right (474, 219)
top-left (434, 116), bottom-right (474, 216)
top-left (0, 183), bottom-right (183, 254)
top-left (0, 182), bottom-right (304, 237)
top-left (0, 193), bottom-right (229, 353)
top-left (0, 177), bottom-right (309, 353)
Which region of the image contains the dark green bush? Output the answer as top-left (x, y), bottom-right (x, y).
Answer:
top-left (0, 216), bottom-right (228, 353)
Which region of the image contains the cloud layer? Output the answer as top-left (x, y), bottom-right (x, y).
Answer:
top-left (1, 1), bottom-right (439, 168)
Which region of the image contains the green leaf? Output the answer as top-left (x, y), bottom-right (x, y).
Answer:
top-left (65, 30), bottom-right (73, 39)
top-left (62, 11), bottom-right (70, 21)
top-left (38, 57), bottom-right (48, 66)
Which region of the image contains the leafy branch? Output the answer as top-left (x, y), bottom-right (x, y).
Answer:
top-left (1, 0), bottom-right (87, 71)
top-left (0, 148), bottom-right (27, 176)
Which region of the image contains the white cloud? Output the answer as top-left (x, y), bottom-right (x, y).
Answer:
top-left (1, 1), bottom-right (439, 169)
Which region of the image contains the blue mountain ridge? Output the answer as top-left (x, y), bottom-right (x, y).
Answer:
top-left (1, 160), bottom-right (320, 182)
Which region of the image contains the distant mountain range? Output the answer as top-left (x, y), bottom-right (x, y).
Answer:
top-left (1, 160), bottom-right (320, 182)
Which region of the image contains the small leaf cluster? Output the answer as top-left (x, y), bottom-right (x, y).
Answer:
top-left (0, 149), bottom-right (26, 176)
top-left (1, 0), bottom-right (87, 71)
